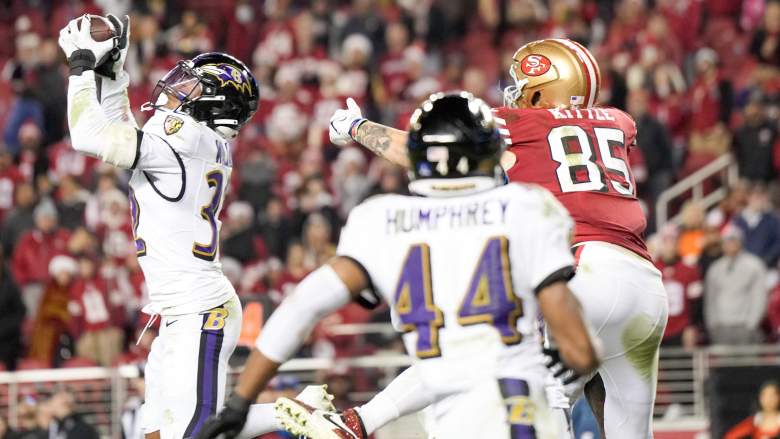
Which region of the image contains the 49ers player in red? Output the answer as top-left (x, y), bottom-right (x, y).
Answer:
top-left (325, 39), bottom-right (669, 438)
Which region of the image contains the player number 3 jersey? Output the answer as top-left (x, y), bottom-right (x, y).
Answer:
top-left (129, 109), bottom-right (235, 315)
top-left (337, 183), bottom-right (575, 384)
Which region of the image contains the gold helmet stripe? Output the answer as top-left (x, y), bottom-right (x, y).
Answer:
top-left (551, 38), bottom-right (598, 108)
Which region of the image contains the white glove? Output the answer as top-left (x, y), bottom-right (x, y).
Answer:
top-left (58, 15), bottom-right (117, 73)
top-left (329, 98), bottom-right (365, 146)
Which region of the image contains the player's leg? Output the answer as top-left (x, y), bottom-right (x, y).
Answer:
top-left (427, 379), bottom-right (507, 438)
top-left (158, 296), bottom-right (242, 438)
top-left (583, 374), bottom-right (606, 437)
top-left (572, 243), bottom-right (668, 438)
top-left (236, 404), bottom-right (278, 438)
top-left (275, 365), bottom-right (439, 438)
top-left (430, 377), bottom-right (562, 439)
top-left (355, 365), bottom-right (436, 435)
top-left (238, 385), bottom-right (336, 438)
top-left (141, 329), bottom-right (164, 438)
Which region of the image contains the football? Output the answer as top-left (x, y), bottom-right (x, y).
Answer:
top-left (77, 14), bottom-right (116, 42)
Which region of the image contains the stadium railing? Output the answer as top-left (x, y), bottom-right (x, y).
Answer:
top-left (655, 153), bottom-right (738, 228)
top-left (3, 323), bottom-right (779, 439)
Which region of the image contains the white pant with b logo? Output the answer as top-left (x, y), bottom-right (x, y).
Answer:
top-left (141, 294), bottom-right (242, 439)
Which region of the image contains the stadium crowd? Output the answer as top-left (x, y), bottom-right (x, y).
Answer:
top-left (0, 0), bottom-right (779, 432)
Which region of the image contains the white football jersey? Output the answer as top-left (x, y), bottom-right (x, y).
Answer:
top-left (337, 183), bottom-right (575, 390)
top-left (129, 108), bottom-right (235, 316)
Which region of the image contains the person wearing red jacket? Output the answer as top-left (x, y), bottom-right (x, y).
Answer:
top-left (0, 150), bottom-right (24, 224)
top-left (11, 199), bottom-right (69, 319)
top-left (725, 381), bottom-right (780, 439)
top-left (68, 256), bottom-right (124, 367)
top-left (654, 227), bottom-right (703, 350)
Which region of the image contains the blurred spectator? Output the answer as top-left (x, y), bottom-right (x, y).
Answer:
top-left (291, 176), bottom-right (339, 239)
top-left (33, 39), bottom-right (67, 147)
top-left (733, 96), bottom-right (778, 183)
top-left (725, 380), bottom-right (780, 439)
top-left (676, 202), bottom-right (706, 264)
top-left (257, 197), bottom-right (291, 260)
top-left (68, 257), bottom-right (124, 367)
top-left (27, 255), bottom-right (77, 368)
top-left (705, 227), bottom-right (767, 345)
top-left (125, 14), bottom-right (161, 87)
top-left (2, 31), bottom-right (44, 157)
top-left (237, 150), bottom-right (277, 213)
top-left (10, 400), bottom-right (47, 439)
top-left (655, 227), bottom-right (702, 350)
top-left (165, 10), bottom-right (213, 58)
top-left (302, 213), bottom-right (336, 269)
top-left (55, 176), bottom-right (88, 231)
top-left (332, 148), bottom-right (373, 218)
top-left (16, 123), bottom-right (46, 183)
top-left (685, 48), bottom-right (732, 173)
top-left (706, 183), bottom-right (750, 231)
top-left (2, 184), bottom-right (36, 254)
top-left (222, 201), bottom-right (264, 264)
top-left (11, 199), bottom-right (69, 319)
top-left (732, 185), bottom-right (780, 267)
top-left (340, 0), bottom-right (386, 52)
top-left (0, 247), bottom-right (24, 371)
top-left (46, 389), bottom-right (99, 439)
top-left (339, 33), bottom-right (373, 99)
top-left (0, 149), bottom-right (24, 223)
top-left (698, 226), bottom-right (725, 279)
top-left (628, 89), bottom-right (675, 210)
top-left (749, 0), bottom-right (780, 67)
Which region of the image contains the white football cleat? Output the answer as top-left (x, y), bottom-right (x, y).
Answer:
top-left (294, 384), bottom-right (336, 411)
top-left (275, 397), bottom-right (367, 439)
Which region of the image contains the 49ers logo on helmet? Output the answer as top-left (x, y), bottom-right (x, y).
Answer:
top-left (520, 54), bottom-right (551, 76)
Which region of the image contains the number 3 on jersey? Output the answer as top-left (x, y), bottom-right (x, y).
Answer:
top-left (193, 170), bottom-right (226, 261)
top-left (394, 237), bottom-right (523, 359)
top-left (129, 171), bottom-right (226, 260)
top-left (548, 126), bottom-right (634, 196)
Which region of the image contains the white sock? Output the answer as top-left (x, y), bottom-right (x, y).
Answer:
top-left (236, 403), bottom-right (282, 439)
top-left (356, 365), bottom-right (435, 434)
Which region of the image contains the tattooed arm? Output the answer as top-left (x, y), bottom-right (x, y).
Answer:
top-left (329, 98), bottom-right (411, 169)
top-left (353, 121), bottom-right (411, 169)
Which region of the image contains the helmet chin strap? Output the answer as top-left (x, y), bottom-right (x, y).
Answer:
top-left (408, 167), bottom-right (505, 198)
top-left (215, 126), bottom-right (238, 139)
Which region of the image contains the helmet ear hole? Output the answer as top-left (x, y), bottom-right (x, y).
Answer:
top-left (531, 91), bottom-right (542, 106)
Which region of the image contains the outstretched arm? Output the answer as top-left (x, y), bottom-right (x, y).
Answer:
top-left (329, 98), bottom-right (411, 168)
top-left (352, 121), bottom-right (411, 168)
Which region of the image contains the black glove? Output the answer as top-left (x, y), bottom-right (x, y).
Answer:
top-left (95, 14), bottom-right (129, 80)
top-left (542, 347), bottom-right (581, 385)
top-left (193, 393), bottom-right (251, 439)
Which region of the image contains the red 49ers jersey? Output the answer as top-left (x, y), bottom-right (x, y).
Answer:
top-left (654, 259), bottom-right (702, 338)
top-left (494, 106), bottom-right (650, 260)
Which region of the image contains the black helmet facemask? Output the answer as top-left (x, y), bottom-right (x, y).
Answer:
top-left (142, 53), bottom-right (259, 139)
